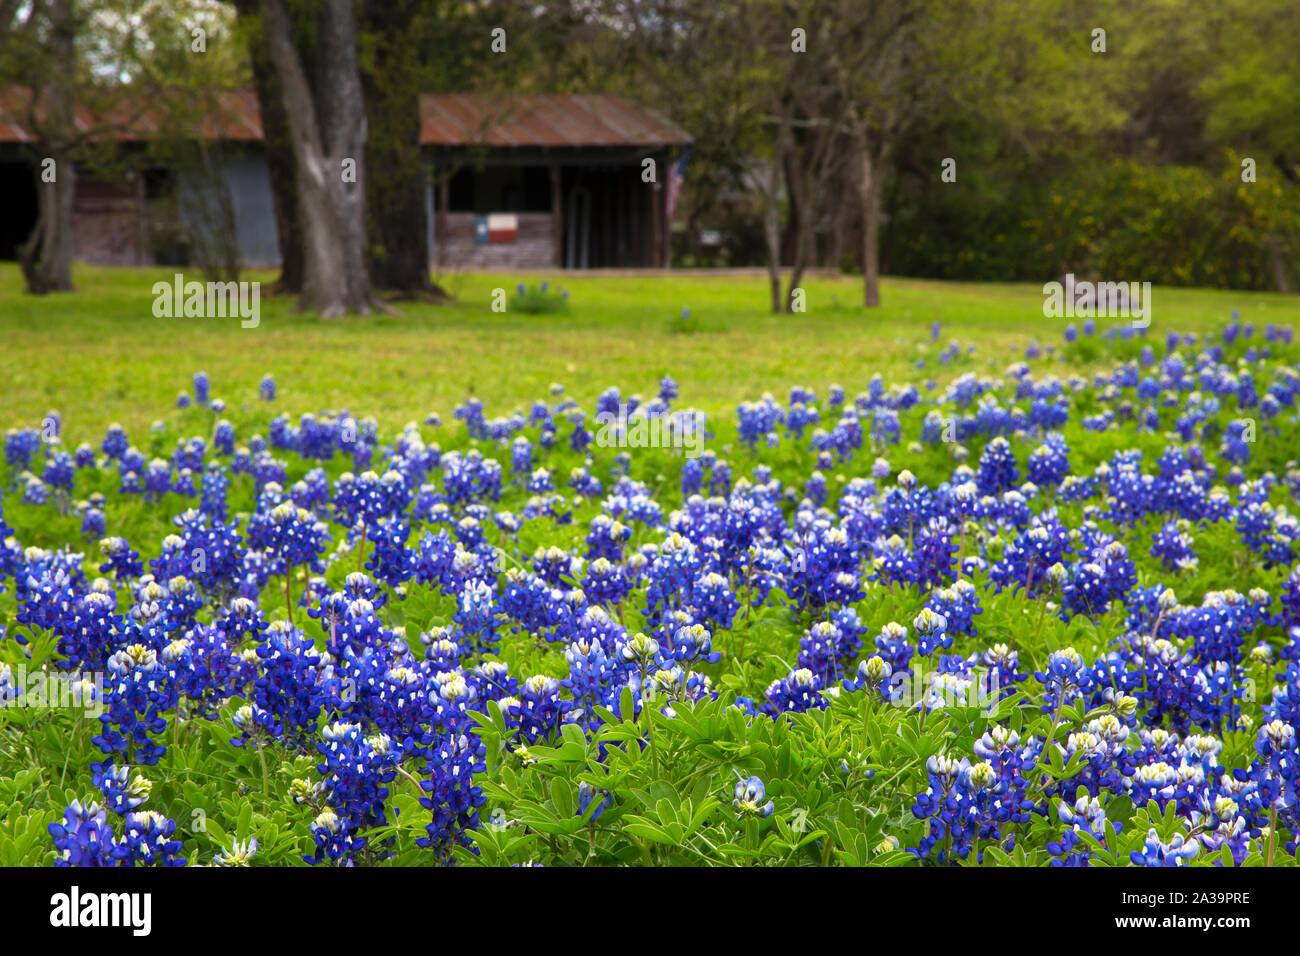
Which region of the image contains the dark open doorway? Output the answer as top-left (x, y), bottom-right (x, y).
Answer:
top-left (0, 161), bottom-right (38, 260)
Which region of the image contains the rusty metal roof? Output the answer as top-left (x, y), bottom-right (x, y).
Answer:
top-left (0, 87), bottom-right (263, 143)
top-left (420, 93), bottom-right (690, 148)
top-left (0, 88), bottom-right (690, 148)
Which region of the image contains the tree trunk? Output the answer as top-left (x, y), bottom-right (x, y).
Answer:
top-left (784, 155), bottom-right (812, 313)
top-left (314, 0), bottom-right (371, 311)
top-left (763, 160), bottom-right (783, 313)
top-left (828, 167), bottom-right (846, 270)
top-left (1267, 235), bottom-right (1292, 294)
top-left (859, 145), bottom-right (883, 308)
top-left (259, 0), bottom-right (372, 316)
top-left (362, 87), bottom-right (433, 293)
top-left (19, 0), bottom-right (77, 294)
top-left (19, 154), bottom-right (75, 294)
top-left (236, 0), bottom-right (303, 293)
top-left (189, 137), bottom-right (241, 282)
top-left (359, 0), bottom-right (446, 297)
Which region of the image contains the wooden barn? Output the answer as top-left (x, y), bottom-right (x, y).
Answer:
top-left (424, 94), bottom-right (691, 270)
top-left (0, 90), bottom-right (692, 271)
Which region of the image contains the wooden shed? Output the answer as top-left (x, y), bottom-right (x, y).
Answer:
top-left (0, 88), bottom-right (692, 271)
top-left (423, 94), bottom-right (692, 270)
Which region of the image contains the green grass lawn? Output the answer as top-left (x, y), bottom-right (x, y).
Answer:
top-left (0, 263), bottom-right (1294, 443)
top-left (3, 263), bottom-right (1300, 869)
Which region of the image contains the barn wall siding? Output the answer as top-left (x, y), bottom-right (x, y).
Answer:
top-left (436, 212), bottom-right (554, 270)
top-left (61, 151), bottom-right (664, 271)
top-left (68, 156), bottom-right (280, 269)
top-left (177, 155), bottom-right (282, 268)
top-left (226, 155), bottom-right (281, 268)
top-left (72, 181), bottom-right (141, 266)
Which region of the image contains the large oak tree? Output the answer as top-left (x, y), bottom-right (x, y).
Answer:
top-left (257, 0), bottom-right (373, 316)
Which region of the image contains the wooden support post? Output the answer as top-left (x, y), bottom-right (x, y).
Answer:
top-left (660, 149), bottom-right (671, 269)
top-left (651, 171), bottom-right (663, 269)
top-left (630, 176), bottom-right (641, 266)
top-left (436, 167), bottom-right (449, 270)
top-left (616, 175), bottom-right (627, 266)
top-left (603, 175), bottom-right (613, 269)
top-left (550, 163), bottom-right (563, 268)
top-left (425, 163), bottom-right (434, 272)
top-left (135, 167), bottom-right (147, 266)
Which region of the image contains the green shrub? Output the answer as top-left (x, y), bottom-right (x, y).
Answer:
top-left (510, 282), bottom-right (570, 314)
top-left (667, 307), bottom-right (698, 333)
top-left (885, 155), bottom-right (1300, 291)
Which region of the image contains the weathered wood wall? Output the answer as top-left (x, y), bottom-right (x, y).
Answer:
top-left (72, 179), bottom-right (142, 266)
top-left (436, 212), bottom-right (555, 270)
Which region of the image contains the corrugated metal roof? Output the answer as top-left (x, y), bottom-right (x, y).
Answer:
top-left (0, 87), bottom-right (264, 143)
top-left (420, 93), bottom-right (691, 148)
top-left (0, 88), bottom-right (690, 148)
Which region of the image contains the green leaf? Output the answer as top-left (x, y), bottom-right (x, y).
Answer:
top-left (624, 820), bottom-right (676, 845)
top-left (550, 778), bottom-right (575, 819)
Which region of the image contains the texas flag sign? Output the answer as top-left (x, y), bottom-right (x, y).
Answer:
top-left (475, 213), bottom-right (518, 244)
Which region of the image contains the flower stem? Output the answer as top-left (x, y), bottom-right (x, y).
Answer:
top-left (258, 741), bottom-right (270, 799)
top-left (285, 563), bottom-right (295, 626)
top-left (1266, 808), bottom-right (1277, 867)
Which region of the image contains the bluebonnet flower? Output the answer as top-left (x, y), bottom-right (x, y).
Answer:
top-left (97, 535), bottom-right (143, 580)
top-left (577, 781), bottom-right (613, 822)
top-left (1130, 828), bottom-right (1199, 866)
top-left (663, 623), bottom-right (722, 668)
top-left (1027, 434), bottom-right (1069, 487)
top-left (93, 643), bottom-right (174, 765)
top-left (247, 624), bottom-right (330, 747)
top-left (763, 667), bottom-right (825, 716)
top-left (509, 675), bottom-right (571, 744)
top-left (976, 437), bottom-right (1019, 495)
top-left (100, 424), bottom-right (128, 461)
top-left (689, 572), bottom-right (738, 629)
top-left (418, 732), bottom-right (486, 860)
top-left (1036, 647), bottom-right (1094, 712)
top-left (563, 638), bottom-right (619, 722)
top-left (120, 810), bottom-right (187, 866)
top-left (926, 579), bottom-right (982, 636)
top-left (1151, 520), bottom-right (1197, 571)
top-left (48, 800), bottom-right (128, 867)
top-left (5, 427), bottom-right (41, 470)
top-left (1046, 794), bottom-right (1113, 866)
top-left (911, 608), bottom-right (951, 658)
top-left (248, 501), bottom-right (329, 576)
top-left (315, 722), bottom-right (399, 842)
top-left (214, 837), bottom-right (259, 866)
top-left (910, 756), bottom-right (1013, 863)
top-left (92, 763), bottom-right (153, 814)
top-left (305, 809), bottom-right (363, 866)
top-left (872, 621), bottom-right (915, 675)
top-left (733, 776), bottom-right (774, 818)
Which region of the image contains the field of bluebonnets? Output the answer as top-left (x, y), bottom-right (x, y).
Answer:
top-left (5, 285), bottom-right (1300, 867)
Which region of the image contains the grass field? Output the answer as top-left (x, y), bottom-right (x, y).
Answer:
top-left (1, 264), bottom-right (1294, 442)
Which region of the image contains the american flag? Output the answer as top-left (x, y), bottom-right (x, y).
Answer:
top-left (665, 146), bottom-right (692, 221)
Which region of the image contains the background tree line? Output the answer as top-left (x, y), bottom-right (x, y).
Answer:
top-left (2, 0), bottom-right (1296, 313)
